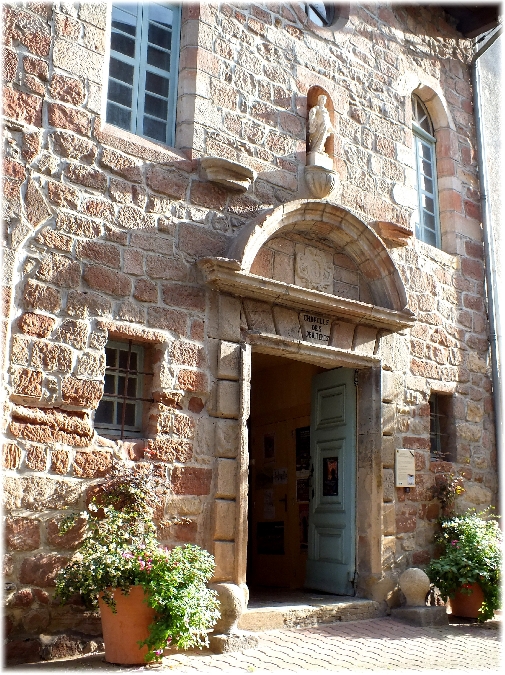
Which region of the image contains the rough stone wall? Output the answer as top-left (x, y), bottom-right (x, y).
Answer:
top-left (2, 0), bottom-right (496, 658)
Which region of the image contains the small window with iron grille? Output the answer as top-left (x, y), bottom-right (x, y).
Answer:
top-left (429, 393), bottom-right (455, 462)
top-left (95, 340), bottom-right (153, 439)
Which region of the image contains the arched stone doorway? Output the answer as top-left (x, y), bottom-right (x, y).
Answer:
top-left (199, 200), bottom-right (415, 621)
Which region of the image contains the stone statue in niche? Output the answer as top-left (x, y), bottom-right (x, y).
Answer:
top-left (308, 95), bottom-right (334, 154)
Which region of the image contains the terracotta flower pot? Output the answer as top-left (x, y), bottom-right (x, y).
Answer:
top-left (449, 583), bottom-right (485, 619)
top-left (98, 586), bottom-right (155, 664)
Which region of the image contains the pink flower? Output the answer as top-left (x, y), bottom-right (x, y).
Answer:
top-left (122, 552), bottom-right (134, 559)
top-left (451, 540), bottom-right (458, 546)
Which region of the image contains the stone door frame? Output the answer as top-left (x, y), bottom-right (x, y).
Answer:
top-left (236, 335), bottom-right (383, 598)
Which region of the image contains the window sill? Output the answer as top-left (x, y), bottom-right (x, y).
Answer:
top-left (94, 120), bottom-right (195, 172)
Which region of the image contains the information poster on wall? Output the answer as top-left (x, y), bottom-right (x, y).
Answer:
top-left (395, 449), bottom-right (416, 487)
top-left (296, 426), bottom-right (311, 474)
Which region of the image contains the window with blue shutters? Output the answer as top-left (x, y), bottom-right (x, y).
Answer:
top-left (412, 94), bottom-right (441, 248)
top-left (106, 3), bottom-right (181, 146)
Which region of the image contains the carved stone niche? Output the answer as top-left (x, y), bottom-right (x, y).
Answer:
top-left (199, 158), bottom-right (257, 193)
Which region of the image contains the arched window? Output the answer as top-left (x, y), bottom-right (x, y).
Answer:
top-left (412, 95), bottom-right (441, 248)
top-left (303, 3), bottom-right (336, 27)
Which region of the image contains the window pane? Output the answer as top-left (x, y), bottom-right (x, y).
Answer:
top-left (423, 227), bottom-right (437, 247)
top-left (130, 352), bottom-right (138, 371)
top-left (422, 159), bottom-right (432, 177)
top-left (107, 79), bottom-right (133, 108)
top-left (105, 348), bottom-right (117, 368)
top-left (106, 102), bottom-right (131, 129)
top-left (148, 23), bottom-right (172, 50)
top-left (421, 143), bottom-right (432, 160)
top-left (112, 4), bottom-right (138, 35)
top-left (117, 402), bottom-right (137, 427)
top-left (95, 400), bottom-right (114, 424)
top-left (145, 71), bottom-right (169, 97)
top-left (127, 376), bottom-right (137, 398)
top-left (144, 93), bottom-right (168, 118)
top-left (109, 57), bottom-right (134, 85)
top-left (111, 31), bottom-right (136, 58)
top-left (147, 45), bottom-right (171, 71)
top-left (421, 176), bottom-right (434, 195)
top-left (104, 374), bottom-right (116, 395)
top-left (143, 116), bottom-right (167, 141)
top-left (148, 3), bottom-right (174, 27)
top-left (423, 212), bottom-right (436, 231)
top-left (422, 195), bottom-right (434, 213)
top-left (118, 350), bottom-right (130, 370)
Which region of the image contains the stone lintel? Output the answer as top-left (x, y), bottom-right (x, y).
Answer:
top-left (247, 333), bottom-right (380, 370)
top-left (198, 258), bottom-right (416, 332)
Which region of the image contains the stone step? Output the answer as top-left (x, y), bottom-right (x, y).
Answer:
top-left (238, 593), bottom-right (384, 631)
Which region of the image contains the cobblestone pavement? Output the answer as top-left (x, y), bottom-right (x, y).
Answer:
top-left (9, 617), bottom-right (502, 673)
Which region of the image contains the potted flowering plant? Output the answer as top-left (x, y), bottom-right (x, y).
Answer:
top-left (426, 509), bottom-right (501, 622)
top-left (55, 465), bottom-right (220, 663)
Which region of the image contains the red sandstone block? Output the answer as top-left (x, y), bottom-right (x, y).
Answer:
top-left (4, 6), bottom-right (51, 56)
top-left (2, 87), bottom-right (42, 126)
top-left (190, 181), bottom-right (228, 210)
top-left (170, 341), bottom-right (205, 369)
top-left (5, 518), bottom-right (41, 551)
top-left (177, 369), bottom-right (208, 393)
top-left (435, 128), bottom-right (458, 160)
top-left (51, 130), bottom-right (97, 162)
top-left (464, 240), bottom-right (484, 259)
top-left (48, 102), bottom-right (91, 135)
top-left (73, 450), bottom-right (112, 477)
top-left (161, 283), bottom-right (206, 311)
top-left (3, 47), bottom-right (18, 82)
top-left (145, 255), bottom-right (188, 281)
top-left (50, 449), bottom-right (70, 474)
top-left (100, 147), bottom-right (143, 183)
top-left (64, 164), bottom-right (107, 191)
top-left (178, 222), bottom-right (229, 258)
top-left (76, 240), bottom-right (121, 269)
top-left (25, 446), bottom-right (48, 471)
top-left (396, 514), bottom-right (416, 533)
top-left (61, 377), bottom-right (103, 408)
top-left (84, 198), bottom-right (115, 222)
top-left (36, 253), bottom-right (81, 289)
top-left (83, 264), bottom-right (131, 297)
top-left (47, 181), bottom-right (80, 210)
top-left (188, 396), bottom-right (204, 413)
top-left (12, 368), bottom-right (43, 398)
top-left (4, 157), bottom-right (26, 181)
top-left (123, 249), bottom-right (145, 276)
top-left (3, 444), bottom-right (21, 469)
top-left (145, 166), bottom-right (189, 199)
top-left (50, 74), bottom-right (85, 106)
top-left (22, 130), bottom-right (41, 161)
top-left (56, 213), bottom-right (101, 238)
top-left (133, 278), bottom-right (158, 303)
top-left (24, 73), bottom-right (46, 95)
top-left (146, 438), bottom-right (193, 463)
top-left (464, 199), bottom-right (481, 221)
top-left (23, 55), bottom-right (48, 81)
top-left (461, 257), bottom-right (484, 282)
top-left (147, 307), bottom-right (187, 335)
top-left (19, 554), bottom-right (69, 587)
top-left (171, 466), bottom-right (212, 495)
top-left (117, 204), bottom-right (155, 230)
top-left (54, 13), bottom-right (81, 38)
top-left (46, 516), bottom-right (87, 549)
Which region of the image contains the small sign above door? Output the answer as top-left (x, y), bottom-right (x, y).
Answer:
top-left (300, 312), bottom-right (331, 345)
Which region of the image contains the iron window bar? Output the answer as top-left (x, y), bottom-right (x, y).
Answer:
top-left (98, 339), bottom-right (154, 440)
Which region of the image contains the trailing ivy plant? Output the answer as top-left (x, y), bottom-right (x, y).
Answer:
top-left (55, 464), bottom-right (220, 662)
top-left (426, 509), bottom-right (501, 622)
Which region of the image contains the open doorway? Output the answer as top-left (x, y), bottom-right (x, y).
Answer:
top-left (247, 352), bottom-right (326, 590)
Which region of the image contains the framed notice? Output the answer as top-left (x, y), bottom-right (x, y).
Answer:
top-left (395, 449), bottom-right (416, 487)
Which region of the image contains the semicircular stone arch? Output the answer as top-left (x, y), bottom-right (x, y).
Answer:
top-left (228, 200), bottom-right (409, 312)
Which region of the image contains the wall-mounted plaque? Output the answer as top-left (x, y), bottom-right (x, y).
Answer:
top-left (296, 426), bottom-right (311, 474)
top-left (395, 449), bottom-right (416, 487)
top-left (273, 468), bottom-right (288, 485)
top-left (300, 312), bottom-right (331, 345)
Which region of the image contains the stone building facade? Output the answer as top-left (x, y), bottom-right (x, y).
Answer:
top-left (2, 1), bottom-right (498, 661)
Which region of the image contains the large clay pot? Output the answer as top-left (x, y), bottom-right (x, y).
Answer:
top-left (98, 586), bottom-right (155, 664)
top-left (449, 583), bottom-right (485, 619)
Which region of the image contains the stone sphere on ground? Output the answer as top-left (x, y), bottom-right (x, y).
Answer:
top-left (399, 568), bottom-right (431, 607)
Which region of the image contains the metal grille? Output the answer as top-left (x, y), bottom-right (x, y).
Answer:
top-left (95, 340), bottom-right (153, 440)
top-left (429, 394), bottom-right (449, 461)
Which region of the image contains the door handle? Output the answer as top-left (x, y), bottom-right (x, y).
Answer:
top-left (279, 494), bottom-right (288, 512)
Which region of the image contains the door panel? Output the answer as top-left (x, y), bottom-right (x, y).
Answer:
top-left (306, 368), bottom-right (356, 595)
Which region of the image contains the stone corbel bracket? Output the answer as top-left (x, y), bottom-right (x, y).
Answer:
top-left (199, 158), bottom-right (257, 193)
top-left (371, 221), bottom-right (413, 247)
